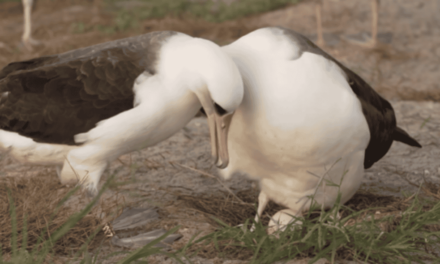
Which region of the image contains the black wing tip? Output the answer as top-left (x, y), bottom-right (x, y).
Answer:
top-left (394, 126), bottom-right (422, 148)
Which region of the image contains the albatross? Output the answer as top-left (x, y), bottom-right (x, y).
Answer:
top-left (0, 31), bottom-right (243, 196)
top-left (219, 27), bottom-right (421, 232)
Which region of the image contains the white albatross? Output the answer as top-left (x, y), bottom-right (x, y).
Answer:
top-left (219, 27), bottom-right (421, 232)
top-left (0, 31), bottom-right (243, 196)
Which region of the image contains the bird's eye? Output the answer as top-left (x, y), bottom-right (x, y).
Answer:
top-left (214, 103), bottom-right (227, 116)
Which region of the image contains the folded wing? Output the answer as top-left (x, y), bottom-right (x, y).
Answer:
top-left (0, 31), bottom-right (176, 145)
top-left (278, 27), bottom-right (421, 169)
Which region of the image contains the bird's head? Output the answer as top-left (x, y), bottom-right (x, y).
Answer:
top-left (161, 35), bottom-right (244, 168)
top-left (189, 38), bottom-right (243, 169)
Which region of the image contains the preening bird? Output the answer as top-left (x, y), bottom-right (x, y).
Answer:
top-left (219, 27), bottom-right (421, 232)
top-left (0, 31), bottom-right (244, 196)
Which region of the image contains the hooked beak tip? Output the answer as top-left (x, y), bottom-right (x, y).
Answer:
top-left (216, 160), bottom-right (229, 169)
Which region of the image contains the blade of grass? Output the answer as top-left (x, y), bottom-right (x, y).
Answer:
top-left (7, 189), bottom-right (18, 259)
top-left (71, 222), bottom-right (106, 262)
top-left (21, 213), bottom-right (28, 252)
top-left (34, 175), bottom-right (115, 264)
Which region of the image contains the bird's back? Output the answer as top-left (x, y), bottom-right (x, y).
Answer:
top-left (222, 27), bottom-right (420, 171)
top-left (222, 29), bottom-right (370, 177)
top-left (0, 31), bottom-right (177, 145)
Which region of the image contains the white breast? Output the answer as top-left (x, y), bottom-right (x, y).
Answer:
top-left (220, 41), bottom-right (370, 211)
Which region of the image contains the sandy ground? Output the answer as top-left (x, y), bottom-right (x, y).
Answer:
top-left (1, 0), bottom-right (440, 263)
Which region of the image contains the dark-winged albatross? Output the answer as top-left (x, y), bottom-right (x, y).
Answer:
top-left (0, 31), bottom-right (243, 196)
top-left (219, 27), bottom-right (421, 232)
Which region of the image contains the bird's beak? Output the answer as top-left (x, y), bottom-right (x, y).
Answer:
top-left (211, 111), bottom-right (233, 169)
top-left (195, 90), bottom-right (233, 169)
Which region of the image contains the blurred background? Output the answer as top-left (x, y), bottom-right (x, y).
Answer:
top-left (0, 0), bottom-right (439, 101)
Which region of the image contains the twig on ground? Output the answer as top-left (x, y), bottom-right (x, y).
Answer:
top-left (175, 163), bottom-right (247, 205)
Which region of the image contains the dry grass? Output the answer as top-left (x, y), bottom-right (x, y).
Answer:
top-left (178, 189), bottom-right (285, 227)
top-left (0, 172), bottom-right (120, 257)
top-left (177, 184), bottom-right (440, 261)
top-left (179, 188), bottom-right (423, 228)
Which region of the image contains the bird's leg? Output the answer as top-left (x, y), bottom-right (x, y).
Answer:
top-left (370, 0), bottom-right (379, 47)
top-left (255, 191), bottom-right (269, 223)
top-left (21, 0), bottom-right (41, 51)
top-left (250, 191), bottom-right (269, 231)
top-left (315, 0), bottom-right (325, 47)
top-left (22, 0), bottom-right (32, 46)
top-left (341, 0), bottom-right (380, 48)
top-left (267, 209), bottom-right (302, 235)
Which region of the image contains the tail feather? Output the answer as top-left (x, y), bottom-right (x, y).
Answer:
top-left (393, 126), bottom-right (422, 148)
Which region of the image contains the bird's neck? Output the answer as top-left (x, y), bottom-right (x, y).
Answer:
top-left (135, 83), bottom-right (201, 147)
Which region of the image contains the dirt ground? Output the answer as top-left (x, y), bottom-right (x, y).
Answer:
top-left (1, 0), bottom-right (440, 263)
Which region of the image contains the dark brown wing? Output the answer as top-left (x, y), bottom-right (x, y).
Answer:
top-left (0, 31), bottom-right (177, 145)
top-left (276, 27), bottom-right (421, 169)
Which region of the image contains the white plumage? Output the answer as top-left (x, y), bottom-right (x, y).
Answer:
top-left (219, 27), bottom-right (420, 232)
top-left (0, 32), bottom-right (243, 196)
top-left (0, 27), bottom-right (421, 232)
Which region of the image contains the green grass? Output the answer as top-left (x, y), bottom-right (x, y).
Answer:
top-left (178, 190), bottom-right (440, 263)
top-left (1, 181), bottom-right (105, 264)
top-left (2, 158), bottom-right (440, 263)
top-left (0, 174), bottom-right (184, 264)
top-left (2, 177), bottom-right (440, 263)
